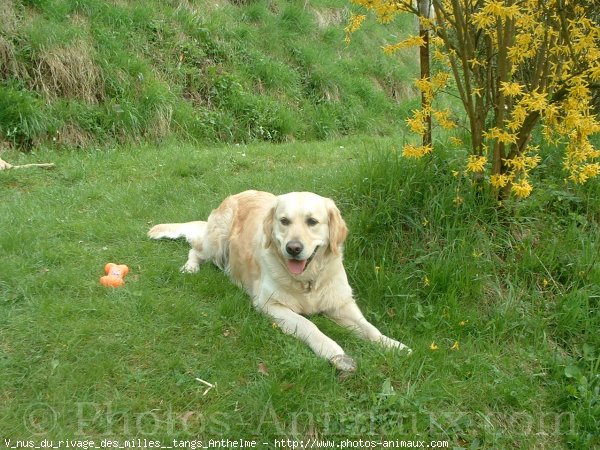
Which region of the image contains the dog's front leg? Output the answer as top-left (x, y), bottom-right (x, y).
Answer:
top-left (258, 302), bottom-right (357, 372)
top-left (328, 302), bottom-right (412, 354)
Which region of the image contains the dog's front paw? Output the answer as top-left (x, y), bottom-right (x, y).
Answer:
top-left (330, 354), bottom-right (357, 372)
top-left (180, 262), bottom-right (200, 274)
top-left (380, 336), bottom-right (412, 355)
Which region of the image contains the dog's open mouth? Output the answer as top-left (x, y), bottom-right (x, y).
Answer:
top-left (286, 246), bottom-right (319, 275)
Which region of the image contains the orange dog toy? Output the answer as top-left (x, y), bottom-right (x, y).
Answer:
top-left (100, 263), bottom-right (129, 287)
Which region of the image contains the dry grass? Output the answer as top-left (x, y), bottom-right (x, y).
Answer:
top-left (379, 75), bottom-right (417, 103)
top-left (0, 2), bottom-right (26, 80)
top-left (146, 106), bottom-right (174, 141)
top-left (54, 122), bottom-right (94, 148)
top-left (0, 36), bottom-right (22, 80)
top-left (322, 84), bottom-right (341, 102)
top-left (31, 42), bottom-right (104, 103)
top-left (0, 1), bottom-right (20, 34)
top-left (311, 7), bottom-right (347, 29)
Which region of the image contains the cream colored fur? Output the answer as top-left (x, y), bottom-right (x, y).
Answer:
top-left (148, 190), bottom-right (410, 371)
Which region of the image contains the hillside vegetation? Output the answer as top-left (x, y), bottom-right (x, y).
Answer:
top-left (0, 0), bottom-right (418, 149)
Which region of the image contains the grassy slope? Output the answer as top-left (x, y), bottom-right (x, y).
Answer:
top-left (0, 0), bottom-right (418, 148)
top-left (1, 139), bottom-right (598, 448)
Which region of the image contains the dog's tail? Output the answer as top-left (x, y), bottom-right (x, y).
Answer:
top-left (148, 221), bottom-right (207, 248)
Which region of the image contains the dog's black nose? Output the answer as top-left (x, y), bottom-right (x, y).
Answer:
top-left (286, 240), bottom-right (303, 257)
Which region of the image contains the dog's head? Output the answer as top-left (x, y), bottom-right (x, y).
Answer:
top-left (263, 192), bottom-right (348, 276)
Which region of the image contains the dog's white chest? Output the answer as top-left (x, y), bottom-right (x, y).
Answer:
top-left (256, 277), bottom-right (320, 314)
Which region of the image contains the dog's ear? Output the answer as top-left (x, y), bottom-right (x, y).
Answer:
top-left (263, 204), bottom-right (276, 248)
top-left (327, 198), bottom-right (348, 255)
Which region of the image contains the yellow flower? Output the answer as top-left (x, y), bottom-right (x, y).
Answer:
top-left (507, 105), bottom-right (528, 131)
top-left (505, 156), bottom-right (527, 171)
top-left (522, 90), bottom-right (548, 112)
top-left (449, 137), bottom-right (463, 146)
top-left (382, 35), bottom-right (426, 54)
top-left (511, 178), bottom-right (533, 198)
top-left (525, 154), bottom-right (542, 169)
top-left (468, 58), bottom-right (486, 68)
top-left (490, 173), bottom-right (510, 188)
top-left (483, 0), bottom-right (519, 19)
top-left (453, 196), bottom-right (464, 206)
top-left (414, 77), bottom-right (435, 102)
top-left (433, 48), bottom-right (449, 64)
top-left (433, 109), bottom-right (456, 130)
top-left (345, 13), bottom-right (366, 33)
top-left (423, 275), bottom-right (430, 286)
top-left (402, 143), bottom-right (432, 158)
top-left (430, 342), bottom-right (439, 351)
top-left (500, 81), bottom-right (524, 97)
top-left (504, 153), bottom-right (541, 174)
top-left (406, 111), bottom-right (429, 135)
top-left (484, 127), bottom-right (517, 144)
top-left (472, 87), bottom-right (484, 97)
top-left (344, 14), bottom-right (366, 44)
top-left (459, 320), bottom-right (469, 326)
top-left (451, 341), bottom-right (460, 351)
top-left (431, 72), bottom-right (451, 89)
top-left (577, 163), bottom-right (600, 183)
top-left (471, 11), bottom-right (495, 29)
top-left (466, 155), bottom-right (487, 173)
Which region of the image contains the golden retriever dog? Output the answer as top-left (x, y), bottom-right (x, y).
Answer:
top-left (148, 190), bottom-right (410, 371)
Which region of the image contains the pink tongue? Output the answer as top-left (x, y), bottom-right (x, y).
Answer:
top-left (287, 259), bottom-right (307, 275)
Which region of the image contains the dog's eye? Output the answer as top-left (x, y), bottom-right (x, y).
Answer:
top-left (306, 217), bottom-right (319, 226)
top-left (280, 217), bottom-right (290, 226)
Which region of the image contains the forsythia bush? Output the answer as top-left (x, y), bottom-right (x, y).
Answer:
top-left (346, 0), bottom-right (600, 198)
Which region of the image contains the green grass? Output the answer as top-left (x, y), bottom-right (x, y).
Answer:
top-left (1, 137), bottom-right (598, 448)
top-left (0, 0), bottom-right (418, 148)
